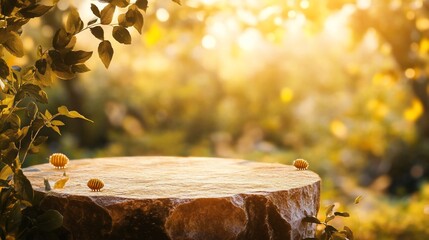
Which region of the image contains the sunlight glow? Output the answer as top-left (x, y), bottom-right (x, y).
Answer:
top-left (330, 120), bottom-right (348, 139)
top-left (258, 6), bottom-right (282, 21)
top-left (357, 0), bottom-right (371, 9)
top-left (280, 88), bottom-right (294, 103)
top-left (202, 35), bottom-right (217, 49)
top-left (300, 0), bottom-right (310, 9)
top-left (405, 68), bottom-right (416, 79)
top-left (201, 0), bottom-right (216, 6)
top-left (288, 10), bottom-right (297, 19)
top-left (237, 28), bottom-right (261, 51)
top-left (156, 8), bottom-right (170, 22)
top-left (404, 99), bottom-right (423, 122)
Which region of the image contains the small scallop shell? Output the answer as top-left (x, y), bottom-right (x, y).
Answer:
top-left (293, 159), bottom-right (309, 170)
top-left (49, 153), bottom-right (69, 169)
top-left (87, 178), bottom-right (104, 191)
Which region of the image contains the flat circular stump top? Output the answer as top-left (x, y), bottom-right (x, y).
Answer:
top-left (25, 156), bottom-right (319, 199)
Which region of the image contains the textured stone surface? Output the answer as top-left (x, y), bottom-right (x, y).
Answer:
top-left (24, 156), bottom-right (321, 240)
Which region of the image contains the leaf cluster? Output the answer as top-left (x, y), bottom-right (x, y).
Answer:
top-left (0, 0), bottom-right (180, 237)
top-left (0, 0), bottom-right (176, 238)
top-left (88, 0), bottom-right (145, 68)
top-left (302, 203), bottom-right (355, 240)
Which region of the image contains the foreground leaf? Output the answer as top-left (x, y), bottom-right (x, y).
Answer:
top-left (65, 7), bottom-right (84, 34)
top-left (58, 106), bottom-right (93, 122)
top-left (334, 212), bottom-right (350, 217)
top-left (36, 209), bottom-right (63, 232)
top-left (302, 216), bottom-right (321, 224)
top-left (354, 195), bottom-right (362, 204)
top-left (135, 0), bottom-right (148, 11)
top-left (6, 201), bottom-right (22, 233)
top-left (100, 4), bottom-right (116, 24)
top-left (112, 26), bottom-right (131, 44)
top-left (14, 170), bottom-right (34, 203)
top-left (98, 40), bottom-right (114, 68)
top-left (0, 164), bottom-right (12, 180)
top-left (19, 4), bottom-right (53, 18)
top-left (90, 26), bottom-right (104, 41)
top-left (3, 32), bottom-right (24, 57)
top-left (0, 58), bottom-right (9, 78)
top-left (90, 4), bottom-right (101, 18)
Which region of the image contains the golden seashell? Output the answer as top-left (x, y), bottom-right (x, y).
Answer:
top-left (293, 159), bottom-right (309, 170)
top-left (49, 153), bottom-right (69, 169)
top-left (87, 178), bottom-right (104, 191)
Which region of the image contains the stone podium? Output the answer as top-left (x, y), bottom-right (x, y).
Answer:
top-left (24, 156), bottom-right (321, 240)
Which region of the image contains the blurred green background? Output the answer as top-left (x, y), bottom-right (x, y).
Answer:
top-left (8, 0), bottom-right (429, 238)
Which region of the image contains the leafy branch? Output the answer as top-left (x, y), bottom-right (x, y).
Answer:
top-left (302, 196), bottom-right (362, 240)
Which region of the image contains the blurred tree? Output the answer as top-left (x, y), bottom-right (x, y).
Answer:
top-left (345, 1), bottom-right (429, 194)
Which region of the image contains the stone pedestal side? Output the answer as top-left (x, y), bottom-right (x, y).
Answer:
top-left (24, 156), bottom-right (321, 240)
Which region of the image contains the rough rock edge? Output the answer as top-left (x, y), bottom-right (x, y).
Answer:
top-left (38, 180), bottom-right (320, 240)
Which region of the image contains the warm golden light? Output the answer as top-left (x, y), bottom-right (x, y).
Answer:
top-left (156, 8), bottom-right (170, 22)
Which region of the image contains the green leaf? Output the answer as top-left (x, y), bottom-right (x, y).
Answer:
top-left (301, 216), bottom-right (321, 224)
top-left (133, 9), bottom-right (144, 34)
top-left (64, 51), bottom-right (93, 65)
top-left (19, 4), bottom-right (53, 18)
top-left (325, 225), bottom-right (338, 234)
top-left (100, 4), bottom-right (116, 24)
top-left (354, 195), bottom-right (362, 204)
top-left (18, 126), bottom-right (29, 141)
top-left (0, 164), bottom-right (12, 180)
top-left (1, 142), bottom-right (19, 166)
top-left (16, 84), bottom-right (48, 104)
top-left (325, 204), bottom-right (335, 217)
top-left (8, 113), bottom-right (21, 128)
top-left (343, 226), bottom-right (354, 240)
top-left (35, 58), bottom-right (47, 75)
top-left (0, 58), bottom-right (9, 78)
top-left (52, 28), bottom-right (73, 50)
top-left (45, 109), bottom-right (52, 119)
top-left (90, 26), bottom-right (104, 41)
top-left (135, 0), bottom-right (148, 11)
top-left (325, 214), bottom-right (335, 223)
top-left (0, 225), bottom-right (5, 240)
top-left (1, 0), bottom-right (15, 16)
top-left (3, 32), bottom-right (24, 57)
top-left (334, 212), bottom-right (350, 217)
top-left (14, 170), bottom-right (34, 203)
top-left (111, 0), bottom-right (130, 7)
top-left (98, 40), bottom-right (114, 68)
top-left (51, 120), bottom-right (65, 126)
top-left (6, 201), bottom-right (22, 233)
top-left (49, 125), bottom-right (61, 135)
top-left (112, 26), bottom-right (131, 44)
top-left (36, 209), bottom-right (63, 232)
top-left (33, 136), bottom-right (48, 146)
top-left (58, 106), bottom-right (93, 122)
top-left (88, 18), bottom-right (98, 25)
top-left (0, 188), bottom-right (13, 212)
top-left (65, 7), bottom-right (84, 35)
top-left (72, 64), bottom-right (90, 73)
top-left (90, 4), bottom-right (101, 18)
top-left (118, 13), bottom-right (133, 27)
